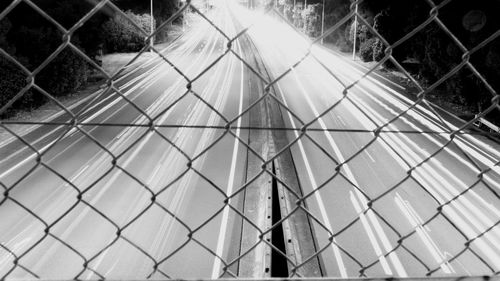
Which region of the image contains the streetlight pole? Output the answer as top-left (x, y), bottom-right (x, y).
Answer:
top-left (150, 0), bottom-right (154, 51)
top-left (321, 0), bottom-right (325, 44)
top-left (293, 0), bottom-right (296, 23)
top-left (181, 0), bottom-right (186, 32)
top-left (352, 2), bottom-right (358, 60)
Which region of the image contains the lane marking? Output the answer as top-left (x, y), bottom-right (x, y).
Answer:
top-left (365, 150), bottom-right (376, 163)
top-left (2, 20), bottom-right (222, 277)
top-left (212, 22), bottom-right (245, 278)
top-left (306, 52), bottom-right (500, 268)
top-left (314, 65), bottom-right (500, 267)
top-left (395, 193), bottom-right (454, 274)
top-left (290, 68), bottom-right (408, 276)
top-left (350, 191), bottom-right (393, 274)
top-left (274, 80), bottom-right (348, 277)
top-left (87, 21), bottom-right (227, 274)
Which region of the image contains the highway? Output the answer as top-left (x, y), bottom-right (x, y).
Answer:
top-left (235, 4), bottom-right (500, 277)
top-left (1, 0), bottom-right (500, 279)
top-left (0, 2), bottom-right (252, 279)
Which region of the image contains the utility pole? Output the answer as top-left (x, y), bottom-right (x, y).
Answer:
top-left (150, 0), bottom-right (154, 51)
top-left (321, 0), bottom-right (325, 44)
top-left (182, 0), bottom-right (186, 32)
top-left (352, 2), bottom-right (358, 60)
top-left (293, 0), bottom-right (296, 24)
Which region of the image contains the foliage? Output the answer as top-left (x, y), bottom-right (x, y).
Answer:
top-left (38, 49), bottom-right (89, 98)
top-left (317, 0), bottom-right (500, 119)
top-left (359, 38), bottom-right (375, 62)
top-left (113, 0), bottom-right (181, 42)
top-left (102, 11), bottom-right (154, 53)
top-left (370, 10), bottom-right (390, 63)
top-left (372, 38), bottom-right (385, 62)
top-left (0, 0), bottom-right (180, 118)
top-left (357, 24), bottom-right (371, 44)
top-left (302, 4), bottom-right (322, 37)
top-left (0, 18), bottom-right (14, 54)
top-left (0, 57), bottom-right (32, 118)
top-left (322, 0), bottom-right (350, 44)
top-left (0, 19), bottom-right (28, 117)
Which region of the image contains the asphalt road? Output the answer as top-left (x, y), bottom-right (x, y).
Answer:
top-left (0, 3), bottom-right (252, 279)
top-left (1, 0), bottom-right (500, 279)
top-left (234, 4), bottom-right (500, 277)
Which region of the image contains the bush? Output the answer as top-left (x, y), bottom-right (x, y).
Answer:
top-left (1, 18), bottom-right (89, 117)
top-left (322, 0), bottom-right (350, 44)
top-left (302, 4), bottom-right (322, 37)
top-left (358, 24), bottom-right (372, 44)
top-left (338, 38), bottom-right (352, 53)
top-left (0, 18), bottom-right (31, 117)
top-left (38, 49), bottom-right (88, 97)
top-left (359, 38), bottom-right (376, 62)
top-left (372, 38), bottom-right (385, 62)
top-left (0, 58), bottom-right (28, 117)
top-left (102, 11), bottom-right (154, 53)
top-left (0, 18), bottom-right (14, 54)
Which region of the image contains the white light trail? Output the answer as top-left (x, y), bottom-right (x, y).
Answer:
top-left (350, 191), bottom-right (393, 275)
top-left (211, 32), bottom-right (245, 280)
top-left (289, 67), bottom-right (408, 277)
top-left (395, 192), bottom-right (454, 274)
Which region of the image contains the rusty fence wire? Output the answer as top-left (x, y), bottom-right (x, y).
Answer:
top-left (1, 0), bottom-right (500, 279)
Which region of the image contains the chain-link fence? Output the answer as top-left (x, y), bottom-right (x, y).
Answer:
top-left (1, 0), bottom-right (500, 279)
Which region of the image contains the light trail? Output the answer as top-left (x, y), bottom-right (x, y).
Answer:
top-left (395, 192), bottom-right (454, 274)
top-left (272, 81), bottom-right (348, 277)
top-left (86, 12), bottom-right (239, 275)
top-left (0, 20), bottom-right (209, 169)
top-left (211, 9), bottom-right (245, 278)
top-left (304, 40), bottom-right (500, 269)
top-left (288, 67), bottom-right (407, 277)
top-left (309, 57), bottom-right (500, 269)
top-left (311, 45), bottom-right (500, 183)
top-left (350, 191), bottom-right (393, 275)
top-left (0, 13), bottom-right (229, 278)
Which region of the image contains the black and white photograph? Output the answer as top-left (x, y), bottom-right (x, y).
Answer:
top-left (1, 0), bottom-right (500, 279)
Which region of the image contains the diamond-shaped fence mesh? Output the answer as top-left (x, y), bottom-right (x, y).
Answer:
top-left (1, 0), bottom-right (500, 279)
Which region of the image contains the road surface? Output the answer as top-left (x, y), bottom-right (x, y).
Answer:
top-left (1, 0), bottom-right (500, 279)
top-left (234, 4), bottom-right (500, 277)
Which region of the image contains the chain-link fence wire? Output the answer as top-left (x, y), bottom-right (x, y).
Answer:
top-left (1, 0), bottom-right (500, 279)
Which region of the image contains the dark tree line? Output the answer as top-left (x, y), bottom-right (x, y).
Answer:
top-left (0, 0), bottom-right (180, 118)
top-left (280, 0), bottom-right (500, 123)
top-left (339, 0), bottom-right (500, 122)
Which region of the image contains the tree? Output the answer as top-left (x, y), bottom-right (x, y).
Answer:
top-left (102, 11), bottom-right (154, 53)
top-left (372, 9), bottom-right (390, 62)
top-left (112, 0), bottom-right (181, 42)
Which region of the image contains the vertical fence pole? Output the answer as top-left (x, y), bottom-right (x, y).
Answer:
top-left (150, 0), bottom-right (154, 51)
top-left (321, 0), bottom-right (325, 44)
top-left (352, 2), bottom-right (358, 60)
